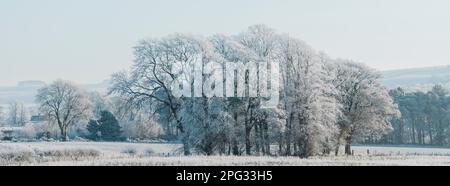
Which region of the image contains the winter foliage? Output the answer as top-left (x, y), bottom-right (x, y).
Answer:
top-left (0, 25), bottom-right (400, 160)
top-left (375, 85), bottom-right (450, 146)
top-left (35, 80), bottom-right (92, 141)
top-left (109, 25), bottom-right (398, 157)
top-left (87, 110), bottom-right (123, 141)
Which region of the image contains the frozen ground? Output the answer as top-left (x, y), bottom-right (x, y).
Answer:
top-left (50, 155), bottom-right (450, 166)
top-left (2, 142), bottom-right (450, 166)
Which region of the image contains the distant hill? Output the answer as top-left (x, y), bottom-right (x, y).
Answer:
top-left (1, 65), bottom-right (449, 106)
top-left (382, 65), bottom-right (450, 92)
top-left (0, 80), bottom-right (110, 106)
top-left (17, 80), bottom-right (47, 87)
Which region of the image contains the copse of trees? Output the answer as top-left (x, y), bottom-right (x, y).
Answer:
top-left (109, 25), bottom-right (399, 157)
top-left (7, 101), bottom-right (28, 126)
top-left (23, 25), bottom-right (399, 157)
top-left (8, 25), bottom-right (450, 155)
top-left (33, 79), bottom-right (161, 142)
top-left (371, 85), bottom-right (450, 146)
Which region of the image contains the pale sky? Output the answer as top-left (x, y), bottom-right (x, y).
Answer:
top-left (1, 0), bottom-right (450, 86)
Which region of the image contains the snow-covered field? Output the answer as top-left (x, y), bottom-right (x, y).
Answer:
top-left (2, 142), bottom-right (450, 166)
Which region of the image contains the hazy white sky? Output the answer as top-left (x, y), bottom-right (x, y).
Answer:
top-left (1, 0), bottom-right (450, 86)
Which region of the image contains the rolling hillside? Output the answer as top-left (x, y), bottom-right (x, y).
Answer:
top-left (382, 65), bottom-right (450, 91)
top-left (0, 80), bottom-right (110, 106)
top-left (1, 65), bottom-right (449, 106)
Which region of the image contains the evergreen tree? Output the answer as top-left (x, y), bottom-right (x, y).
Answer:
top-left (98, 110), bottom-right (123, 141)
top-left (86, 119), bottom-right (100, 140)
top-left (87, 110), bottom-right (124, 141)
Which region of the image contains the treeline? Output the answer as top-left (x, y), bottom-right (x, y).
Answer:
top-left (109, 25), bottom-right (399, 157)
top-left (0, 84), bottom-right (163, 142)
top-left (0, 102), bottom-right (28, 127)
top-left (1, 25), bottom-right (401, 157)
top-left (369, 85), bottom-right (450, 146)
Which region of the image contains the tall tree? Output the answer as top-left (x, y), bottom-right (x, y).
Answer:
top-left (209, 34), bottom-right (259, 155)
top-left (277, 35), bottom-right (339, 157)
top-left (87, 110), bottom-right (123, 141)
top-left (109, 24), bottom-right (401, 157)
top-left (36, 80), bottom-right (91, 141)
top-left (333, 61), bottom-right (400, 155)
top-left (89, 91), bottom-right (112, 119)
top-left (388, 87), bottom-right (407, 144)
top-left (7, 101), bottom-right (28, 126)
top-left (110, 34), bottom-right (214, 155)
top-left (237, 25), bottom-right (279, 155)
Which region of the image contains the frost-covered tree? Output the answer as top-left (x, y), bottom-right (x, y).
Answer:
top-left (110, 96), bottom-right (165, 140)
top-left (209, 33), bottom-right (259, 155)
top-left (276, 35), bottom-right (339, 157)
top-left (179, 97), bottom-right (232, 155)
top-left (7, 102), bottom-right (19, 126)
top-left (425, 85), bottom-right (450, 145)
top-left (333, 61), bottom-right (400, 155)
top-left (236, 25), bottom-right (281, 155)
top-left (121, 111), bottom-right (163, 140)
top-left (109, 24), bottom-right (400, 157)
top-left (7, 101), bottom-right (28, 126)
top-left (110, 34), bottom-right (215, 155)
top-left (384, 85), bottom-right (450, 146)
top-left (89, 91), bottom-right (113, 119)
top-left (36, 80), bottom-right (92, 141)
top-left (387, 87), bottom-right (407, 144)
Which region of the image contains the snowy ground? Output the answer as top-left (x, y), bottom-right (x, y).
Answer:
top-left (2, 142), bottom-right (450, 166)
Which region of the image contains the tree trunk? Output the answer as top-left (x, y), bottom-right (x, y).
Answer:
top-left (428, 123), bottom-right (433, 145)
top-left (417, 129), bottom-right (422, 144)
top-left (293, 141), bottom-right (298, 155)
top-left (334, 143), bottom-right (340, 156)
top-left (437, 119), bottom-right (443, 145)
top-left (182, 134), bottom-right (191, 156)
top-left (278, 135), bottom-right (283, 155)
top-left (260, 123), bottom-right (265, 155)
top-left (335, 130), bottom-right (345, 156)
top-left (175, 118), bottom-right (191, 156)
top-left (344, 141), bottom-right (351, 155)
top-left (398, 120), bottom-right (404, 144)
top-left (61, 126), bottom-right (69, 142)
top-left (411, 119), bottom-right (416, 144)
top-left (305, 134), bottom-right (315, 157)
top-left (255, 124), bottom-right (260, 155)
top-left (232, 113), bottom-right (239, 155)
top-left (245, 125), bottom-right (251, 155)
top-left (336, 126), bottom-right (352, 156)
top-left (421, 129), bottom-right (425, 145)
top-left (263, 122), bottom-right (270, 155)
top-left (344, 128), bottom-right (353, 155)
top-left (245, 104), bottom-right (253, 155)
top-left (285, 113), bottom-right (293, 156)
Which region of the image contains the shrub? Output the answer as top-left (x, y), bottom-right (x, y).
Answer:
top-left (144, 148), bottom-right (155, 156)
top-left (0, 148), bottom-right (101, 165)
top-left (121, 147), bottom-right (137, 156)
top-left (0, 151), bottom-right (34, 164)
